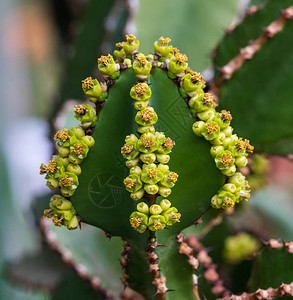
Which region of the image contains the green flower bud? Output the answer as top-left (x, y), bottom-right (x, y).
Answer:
top-left (59, 172), bottom-right (79, 190)
top-left (60, 187), bottom-right (75, 197)
top-left (141, 165), bottom-right (164, 184)
top-left (156, 154), bottom-right (170, 164)
top-left (135, 107), bottom-right (158, 127)
top-left (210, 132), bottom-right (226, 146)
top-left (144, 184), bottom-right (159, 195)
top-left (134, 101), bottom-right (149, 111)
top-left (156, 136), bottom-right (175, 155)
top-left (67, 215), bottom-right (79, 230)
top-left (124, 58), bottom-right (132, 68)
top-left (154, 37), bottom-right (172, 58)
top-left (181, 73), bottom-right (205, 96)
top-left (197, 109), bottom-right (215, 121)
top-left (222, 126), bottom-right (233, 137)
top-left (140, 153), bottom-right (156, 164)
top-left (81, 135), bottom-right (95, 149)
top-left (157, 163), bottom-right (170, 174)
top-left (235, 156), bottom-right (248, 168)
top-left (137, 125), bottom-right (155, 134)
top-left (158, 186), bottom-right (171, 197)
top-left (150, 204), bottom-right (163, 215)
top-left (68, 126), bottom-right (85, 139)
top-left (58, 146), bottom-right (70, 158)
top-left (61, 210), bottom-right (74, 222)
top-left (137, 202), bottom-right (149, 214)
top-left (130, 83), bottom-right (151, 101)
top-left (212, 110), bottom-right (232, 130)
top-left (124, 174), bottom-right (142, 192)
top-left (137, 133), bottom-right (158, 153)
top-left (52, 155), bottom-right (70, 168)
top-left (126, 158), bottom-right (140, 168)
top-left (201, 122), bottom-right (220, 141)
top-left (210, 146), bottom-right (224, 158)
top-left (66, 163), bottom-right (82, 176)
top-left (68, 153), bottom-right (83, 165)
top-left (130, 188), bottom-right (145, 201)
top-left (159, 199), bottom-right (171, 211)
top-left (215, 151), bottom-right (235, 170)
top-left (82, 77), bottom-right (102, 99)
top-left (129, 211), bottom-right (148, 233)
top-left (162, 207), bottom-right (181, 225)
top-left (46, 178), bottom-right (59, 190)
top-left (212, 190), bottom-right (236, 210)
top-left (130, 166), bottom-right (142, 176)
top-left (98, 54), bottom-right (120, 78)
top-left (168, 53), bottom-right (188, 76)
top-left (191, 92), bottom-right (216, 113)
top-left (114, 42), bottom-right (126, 62)
top-left (121, 134), bottom-right (139, 160)
top-left (160, 171), bottom-right (179, 188)
top-left (122, 34), bottom-right (140, 56)
top-left (221, 164), bottom-right (236, 176)
top-left (69, 136), bottom-right (89, 159)
top-left (148, 215), bottom-right (166, 231)
top-left (222, 183), bottom-right (237, 193)
top-left (74, 104), bottom-right (95, 123)
top-left (228, 172), bottom-right (245, 187)
top-left (192, 121), bottom-right (205, 136)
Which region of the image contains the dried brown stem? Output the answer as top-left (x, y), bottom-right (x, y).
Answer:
top-left (210, 6), bottom-right (293, 98)
top-left (120, 239), bottom-right (131, 288)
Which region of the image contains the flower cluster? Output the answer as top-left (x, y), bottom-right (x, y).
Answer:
top-left (121, 81), bottom-right (180, 232)
top-left (44, 195), bottom-right (79, 230)
top-left (81, 77), bottom-right (108, 104)
top-left (114, 34), bottom-right (140, 61)
top-left (97, 54), bottom-right (120, 80)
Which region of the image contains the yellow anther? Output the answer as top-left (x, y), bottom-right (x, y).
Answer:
top-left (159, 36), bottom-right (171, 46)
top-left (98, 54), bottom-right (113, 65)
top-left (245, 180), bottom-right (251, 191)
top-left (221, 110), bottom-right (232, 122)
top-left (116, 42), bottom-right (123, 49)
top-left (205, 123), bottom-right (219, 135)
top-left (52, 214), bottom-right (63, 227)
top-left (244, 139), bottom-right (254, 153)
top-left (40, 163), bottom-right (47, 175)
top-left (203, 93), bottom-right (216, 106)
top-left (168, 172), bottom-right (178, 183)
top-left (191, 71), bottom-right (204, 83)
top-left (175, 53), bottom-right (188, 63)
top-left (121, 144), bottom-right (133, 156)
top-left (126, 34), bottom-right (136, 44)
top-left (54, 128), bottom-right (69, 142)
top-left (173, 213), bottom-right (181, 222)
top-left (130, 216), bottom-right (141, 228)
top-left (134, 83), bottom-right (148, 97)
top-left (235, 138), bottom-right (246, 152)
top-left (74, 104), bottom-right (86, 115)
top-left (72, 143), bottom-right (84, 156)
top-left (171, 47), bottom-right (180, 55)
top-left (136, 53), bottom-right (147, 66)
top-left (46, 160), bottom-right (58, 173)
top-left (153, 221), bottom-right (162, 231)
top-left (222, 197), bottom-right (234, 208)
top-left (141, 137), bottom-right (155, 148)
top-left (124, 178), bottom-right (135, 189)
top-left (44, 209), bottom-right (53, 218)
top-left (148, 168), bottom-right (157, 179)
top-left (59, 175), bottom-right (74, 188)
top-left (220, 153), bottom-right (234, 167)
top-left (82, 77), bottom-right (94, 90)
top-left (163, 137), bottom-right (175, 149)
top-left (139, 108), bottom-right (154, 122)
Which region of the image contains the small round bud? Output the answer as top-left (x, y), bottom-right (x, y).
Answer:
top-left (222, 126), bottom-right (233, 137)
top-left (58, 146), bottom-right (70, 158)
top-left (229, 172), bottom-right (245, 186)
top-left (210, 132), bottom-right (225, 146)
top-left (52, 155), bottom-right (70, 167)
top-left (67, 215), bottom-right (79, 230)
top-left (158, 163), bottom-right (169, 173)
top-left (66, 163), bottom-right (82, 176)
top-left (130, 188), bottom-right (145, 201)
top-left (235, 156), bottom-right (248, 168)
top-left (210, 146), bottom-right (224, 158)
top-left (61, 187), bottom-right (75, 197)
top-left (221, 164), bottom-right (236, 176)
top-left (130, 166), bottom-right (142, 176)
top-left (150, 204), bottom-right (163, 215)
top-left (160, 199), bottom-right (171, 211)
top-left (68, 153), bottom-right (83, 165)
top-left (46, 178), bottom-right (59, 190)
top-left (69, 126), bottom-right (85, 139)
top-left (222, 183), bottom-right (237, 193)
top-left (134, 101), bottom-right (149, 111)
top-left (192, 121), bottom-right (205, 136)
top-left (140, 153), bottom-right (156, 164)
top-left (137, 202), bottom-right (149, 214)
top-left (197, 109), bottom-right (215, 121)
top-left (144, 184), bottom-right (159, 195)
top-left (137, 125), bottom-right (155, 134)
top-left (126, 158), bottom-right (140, 168)
top-left (158, 187), bottom-right (171, 197)
top-left (82, 136), bottom-right (95, 149)
top-left (156, 154), bottom-right (170, 164)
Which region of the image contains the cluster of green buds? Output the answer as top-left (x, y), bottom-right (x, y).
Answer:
top-left (129, 199), bottom-right (181, 233)
top-left (211, 172), bottom-right (251, 209)
top-left (44, 195), bottom-right (79, 230)
top-left (114, 34), bottom-right (140, 61)
top-left (40, 125), bottom-right (95, 198)
top-left (74, 103), bottom-right (97, 129)
top-left (121, 75), bottom-right (180, 232)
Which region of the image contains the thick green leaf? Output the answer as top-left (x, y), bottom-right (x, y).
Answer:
top-left (136, 0), bottom-right (239, 72)
top-left (248, 247), bottom-right (293, 291)
top-left (214, 0), bottom-right (293, 75)
top-left (219, 20), bottom-right (293, 154)
top-left (52, 270), bottom-right (106, 300)
top-left (48, 223), bottom-right (124, 297)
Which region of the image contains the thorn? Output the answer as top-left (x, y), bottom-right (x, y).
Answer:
top-left (166, 289), bottom-right (175, 293)
top-left (157, 244), bottom-right (168, 247)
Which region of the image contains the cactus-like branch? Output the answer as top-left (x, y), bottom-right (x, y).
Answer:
top-left (210, 6), bottom-right (293, 97)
